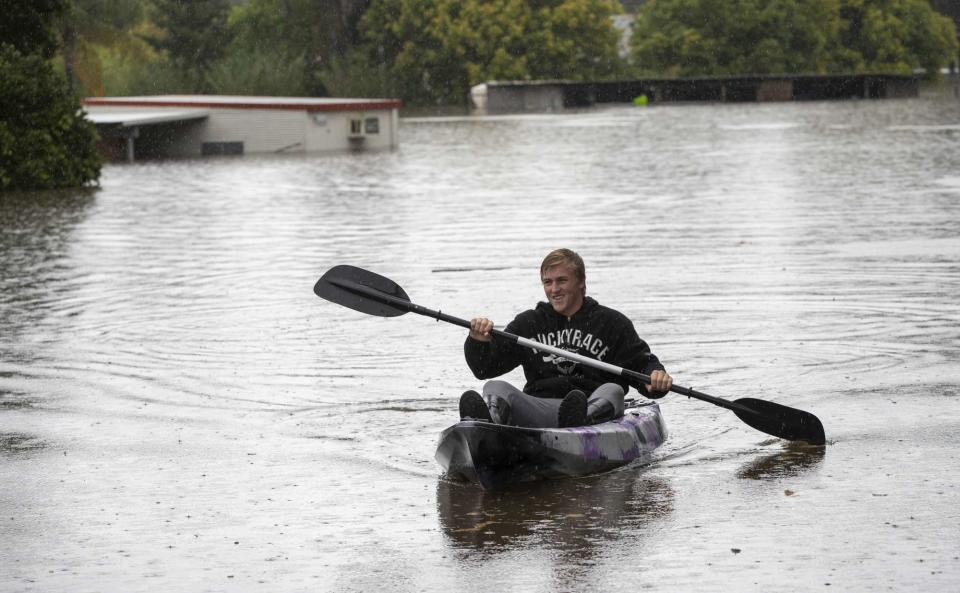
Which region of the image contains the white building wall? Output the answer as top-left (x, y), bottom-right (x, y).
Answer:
top-left (203, 108), bottom-right (307, 154)
top-left (192, 108), bottom-right (397, 155)
top-left (303, 111), bottom-right (341, 151)
top-left (304, 110), bottom-right (396, 152)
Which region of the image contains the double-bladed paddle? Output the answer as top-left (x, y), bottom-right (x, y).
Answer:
top-left (314, 264), bottom-right (826, 445)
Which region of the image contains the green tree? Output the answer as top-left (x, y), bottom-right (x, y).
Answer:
top-left (0, 0), bottom-right (69, 59)
top-left (315, 49), bottom-right (395, 98)
top-left (144, 0), bottom-right (232, 92)
top-left (629, 0), bottom-right (958, 77)
top-left (630, 0), bottom-right (844, 76)
top-left (60, 0), bottom-right (146, 94)
top-left (50, 0), bottom-right (182, 97)
top-left (206, 50), bottom-right (310, 96)
top-left (837, 0), bottom-right (959, 74)
top-left (223, 0), bottom-right (322, 94)
top-left (223, 0), bottom-right (372, 96)
top-left (361, 0), bottom-right (625, 105)
top-left (0, 45), bottom-right (101, 190)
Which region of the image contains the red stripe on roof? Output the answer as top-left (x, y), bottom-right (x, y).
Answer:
top-left (82, 98), bottom-right (402, 111)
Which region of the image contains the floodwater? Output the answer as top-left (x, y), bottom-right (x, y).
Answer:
top-left (2, 87), bottom-right (960, 592)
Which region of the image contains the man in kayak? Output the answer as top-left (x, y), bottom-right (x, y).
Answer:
top-left (460, 248), bottom-right (673, 428)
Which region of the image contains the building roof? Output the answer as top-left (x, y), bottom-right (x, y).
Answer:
top-left (82, 95), bottom-right (402, 112)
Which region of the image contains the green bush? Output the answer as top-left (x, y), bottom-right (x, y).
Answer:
top-left (144, 0), bottom-right (232, 92)
top-left (0, 0), bottom-right (68, 60)
top-left (316, 50), bottom-right (395, 99)
top-left (98, 43), bottom-right (192, 96)
top-left (629, 0), bottom-right (959, 77)
top-left (0, 45), bottom-right (101, 191)
top-left (207, 49), bottom-right (310, 96)
top-left (361, 0), bottom-right (626, 105)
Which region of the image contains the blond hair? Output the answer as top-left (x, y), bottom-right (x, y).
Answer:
top-left (540, 248), bottom-right (586, 284)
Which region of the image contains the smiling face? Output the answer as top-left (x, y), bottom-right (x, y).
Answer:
top-left (541, 263), bottom-right (585, 318)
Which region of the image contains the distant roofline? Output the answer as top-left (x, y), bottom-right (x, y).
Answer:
top-left (479, 73), bottom-right (921, 87)
top-left (82, 95), bottom-right (402, 112)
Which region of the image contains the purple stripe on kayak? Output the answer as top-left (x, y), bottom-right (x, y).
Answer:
top-left (621, 441), bottom-right (641, 461)
top-left (581, 430), bottom-right (603, 459)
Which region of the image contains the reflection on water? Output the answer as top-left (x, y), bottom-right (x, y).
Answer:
top-left (0, 189), bottom-right (95, 342)
top-left (736, 443), bottom-right (826, 480)
top-left (0, 433), bottom-right (44, 456)
top-left (436, 469), bottom-right (674, 591)
top-left (0, 388), bottom-right (35, 410)
top-left (437, 470), bottom-right (673, 554)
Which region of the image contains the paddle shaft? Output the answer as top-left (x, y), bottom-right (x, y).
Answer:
top-left (330, 277), bottom-right (755, 416)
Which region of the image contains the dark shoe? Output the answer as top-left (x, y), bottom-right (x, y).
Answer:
top-left (586, 397), bottom-right (616, 424)
top-left (558, 389), bottom-right (588, 428)
top-left (459, 390), bottom-right (493, 422)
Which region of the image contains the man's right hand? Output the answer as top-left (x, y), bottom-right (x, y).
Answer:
top-left (469, 317), bottom-right (495, 342)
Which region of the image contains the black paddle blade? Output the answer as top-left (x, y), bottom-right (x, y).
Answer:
top-left (732, 398), bottom-right (826, 445)
top-left (314, 265), bottom-right (411, 317)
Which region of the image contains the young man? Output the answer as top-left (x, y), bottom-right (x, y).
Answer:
top-left (460, 248), bottom-right (673, 428)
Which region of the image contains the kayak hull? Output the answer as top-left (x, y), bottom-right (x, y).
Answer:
top-left (435, 402), bottom-right (667, 489)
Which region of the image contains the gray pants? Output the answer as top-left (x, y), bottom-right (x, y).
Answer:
top-left (482, 380), bottom-right (625, 428)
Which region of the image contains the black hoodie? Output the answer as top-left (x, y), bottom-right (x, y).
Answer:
top-left (464, 296), bottom-right (666, 398)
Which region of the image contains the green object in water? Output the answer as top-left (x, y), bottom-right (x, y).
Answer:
top-left (633, 94), bottom-right (649, 106)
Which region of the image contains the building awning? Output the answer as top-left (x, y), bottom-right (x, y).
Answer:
top-left (84, 108), bottom-right (210, 127)
top-left (83, 108), bottom-right (210, 163)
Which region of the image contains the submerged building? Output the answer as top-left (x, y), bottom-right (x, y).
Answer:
top-left (82, 95), bottom-right (401, 162)
top-left (471, 74), bottom-right (920, 113)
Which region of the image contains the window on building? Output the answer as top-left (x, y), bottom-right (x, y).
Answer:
top-left (202, 141), bottom-right (244, 156)
top-left (364, 117), bottom-right (380, 134)
top-left (350, 119), bottom-right (363, 135)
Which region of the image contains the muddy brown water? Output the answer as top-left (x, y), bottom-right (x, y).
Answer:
top-left (2, 91), bottom-right (959, 592)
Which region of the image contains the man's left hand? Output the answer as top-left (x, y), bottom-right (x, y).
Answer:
top-left (646, 370), bottom-right (673, 394)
